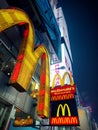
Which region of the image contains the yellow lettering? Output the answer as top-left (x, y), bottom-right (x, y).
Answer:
top-left (51, 94), bottom-right (74, 101)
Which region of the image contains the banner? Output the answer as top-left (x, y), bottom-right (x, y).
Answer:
top-left (0, 8), bottom-right (50, 118)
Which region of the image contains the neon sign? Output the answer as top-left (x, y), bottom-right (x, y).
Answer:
top-left (50, 72), bottom-right (79, 126)
top-left (52, 72), bottom-right (74, 88)
top-left (51, 84), bottom-right (76, 95)
top-left (50, 99), bottom-right (79, 126)
top-left (14, 116), bottom-right (33, 126)
top-left (0, 8), bottom-right (50, 118)
top-left (50, 72), bottom-right (76, 101)
top-left (57, 104), bottom-right (71, 116)
top-left (51, 116), bottom-right (79, 125)
top-left (51, 93), bottom-right (74, 101)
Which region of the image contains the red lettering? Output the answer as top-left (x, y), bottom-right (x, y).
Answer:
top-left (50, 116), bottom-right (79, 125)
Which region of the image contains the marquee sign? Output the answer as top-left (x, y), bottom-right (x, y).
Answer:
top-left (0, 8), bottom-right (50, 118)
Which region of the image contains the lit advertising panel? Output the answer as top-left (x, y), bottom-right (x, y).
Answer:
top-left (50, 99), bottom-right (79, 126)
top-left (50, 84), bottom-right (76, 101)
top-left (50, 72), bottom-right (79, 126)
top-left (52, 72), bottom-right (74, 88)
top-left (49, 68), bottom-right (72, 86)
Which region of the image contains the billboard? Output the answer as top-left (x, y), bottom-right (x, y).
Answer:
top-left (50, 72), bottom-right (79, 126)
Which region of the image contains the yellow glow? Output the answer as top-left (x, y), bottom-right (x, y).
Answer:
top-left (52, 72), bottom-right (74, 88)
top-left (57, 104), bottom-right (71, 117)
top-left (0, 8), bottom-right (50, 118)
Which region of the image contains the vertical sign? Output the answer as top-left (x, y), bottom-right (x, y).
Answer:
top-left (50, 99), bottom-right (79, 126)
top-left (50, 72), bottom-right (79, 126)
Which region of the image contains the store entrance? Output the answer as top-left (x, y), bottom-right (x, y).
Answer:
top-left (0, 97), bottom-right (12, 130)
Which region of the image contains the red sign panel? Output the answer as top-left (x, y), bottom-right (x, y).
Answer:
top-left (50, 84), bottom-right (79, 126)
top-left (51, 84), bottom-right (76, 96)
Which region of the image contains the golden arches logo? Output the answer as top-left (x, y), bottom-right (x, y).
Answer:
top-left (52, 72), bottom-right (74, 88)
top-left (0, 8), bottom-right (50, 118)
top-left (57, 104), bottom-right (71, 117)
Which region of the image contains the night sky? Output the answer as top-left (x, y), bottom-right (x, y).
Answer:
top-left (58, 0), bottom-right (98, 123)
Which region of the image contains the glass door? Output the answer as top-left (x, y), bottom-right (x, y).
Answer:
top-left (0, 98), bottom-right (12, 130)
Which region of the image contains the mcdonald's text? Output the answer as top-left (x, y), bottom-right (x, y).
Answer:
top-left (51, 84), bottom-right (76, 96)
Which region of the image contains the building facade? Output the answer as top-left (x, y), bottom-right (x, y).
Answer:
top-left (0, 0), bottom-right (97, 130)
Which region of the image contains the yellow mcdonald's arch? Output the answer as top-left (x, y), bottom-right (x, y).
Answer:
top-left (0, 8), bottom-right (50, 118)
top-left (57, 104), bottom-right (71, 117)
top-left (52, 72), bottom-right (74, 88)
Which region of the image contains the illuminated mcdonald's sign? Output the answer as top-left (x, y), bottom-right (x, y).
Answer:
top-left (51, 72), bottom-right (76, 101)
top-left (56, 104), bottom-right (71, 117)
top-left (0, 8), bottom-right (50, 118)
top-left (51, 84), bottom-right (76, 95)
top-left (52, 72), bottom-right (74, 88)
top-left (50, 103), bottom-right (79, 125)
top-left (50, 94), bottom-right (79, 126)
top-left (14, 116), bottom-right (33, 126)
top-left (50, 62), bottom-right (79, 126)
